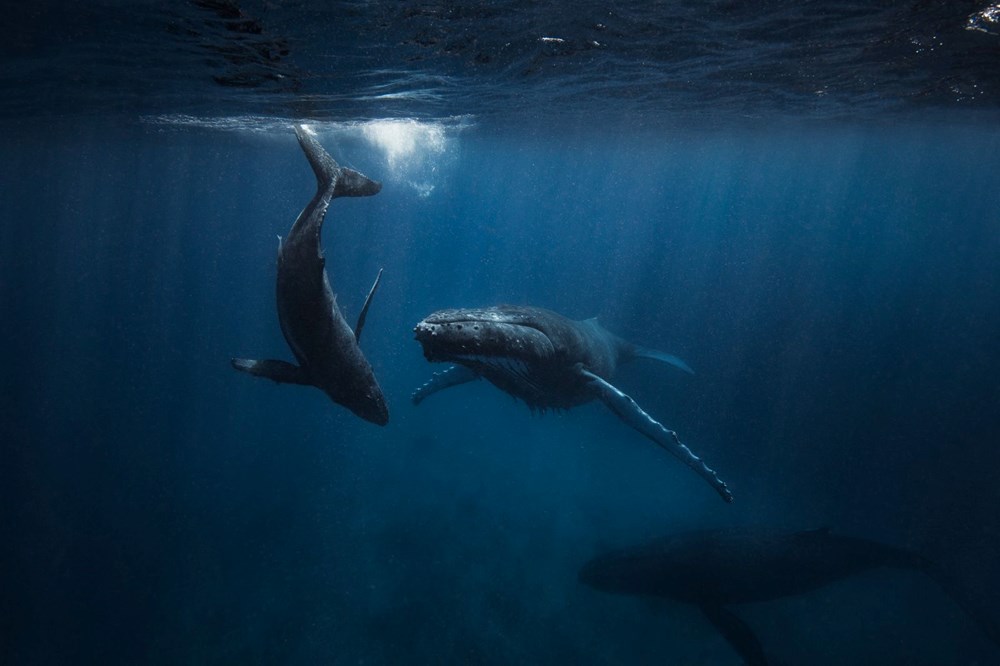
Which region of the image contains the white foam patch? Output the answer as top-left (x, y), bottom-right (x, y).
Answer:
top-left (359, 118), bottom-right (457, 197)
top-left (361, 119), bottom-right (445, 166)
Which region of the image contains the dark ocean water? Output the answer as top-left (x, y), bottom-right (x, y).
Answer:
top-left (3, 2), bottom-right (1000, 665)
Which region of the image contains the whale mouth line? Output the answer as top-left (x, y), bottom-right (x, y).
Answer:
top-left (414, 319), bottom-right (554, 358)
top-left (421, 349), bottom-right (545, 395)
top-left (451, 352), bottom-right (529, 373)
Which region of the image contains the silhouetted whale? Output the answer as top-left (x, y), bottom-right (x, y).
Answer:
top-left (232, 125), bottom-right (388, 425)
top-left (412, 305), bottom-right (731, 501)
top-left (579, 527), bottom-right (1000, 665)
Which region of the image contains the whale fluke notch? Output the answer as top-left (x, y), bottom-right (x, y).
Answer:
top-left (355, 268), bottom-right (383, 343)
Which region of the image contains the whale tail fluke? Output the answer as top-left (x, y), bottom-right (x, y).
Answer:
top-left (293, 124), bottom-right (381, 198)
top-left (333, 166), bottom-right (382, 198)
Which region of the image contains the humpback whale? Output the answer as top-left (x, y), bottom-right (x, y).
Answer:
top-left (412, 305), bottom-right (731, 501)
top-left (232, 125), bottom-right (389, 425)
top-left (579, 527), bottom-right (1000, 665)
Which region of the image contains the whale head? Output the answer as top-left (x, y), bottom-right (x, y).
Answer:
top-left (413, 306), bottom-right (558, 370)
top-left (342, 384), bottom-right (389, 426)
top-left (413, 305), bottom-right (624, 410)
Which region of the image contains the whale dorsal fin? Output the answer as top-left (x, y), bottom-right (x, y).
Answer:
top-left (630, 346), bottom-right (695, 375)
top-left (354, 267), bottom-right (383, 343)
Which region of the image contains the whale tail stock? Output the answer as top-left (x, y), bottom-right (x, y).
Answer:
top-left (292, 123), bottom-right (386, 342)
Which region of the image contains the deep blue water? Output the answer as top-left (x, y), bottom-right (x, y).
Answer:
top-left (4, 3), bottom-right (1000, 665)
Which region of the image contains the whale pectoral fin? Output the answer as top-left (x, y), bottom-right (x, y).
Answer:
top-left (232, 358), bottom-right (311, 386)
top-left (578, 366), bottom-right (733, 503)
top-left (700, 605), bottom-right (768, 666)
top-left (630, 346), bottom-right (695, 374)
top-left (412, 365), bottom-right (479, 405)
top-left (354, 267), bottom-right (383, 344)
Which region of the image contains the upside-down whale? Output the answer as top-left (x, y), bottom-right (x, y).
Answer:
top-left (412, 305), bottom-right (731, 501)
top-left (579, 527), bottom-right (1000, 665)
top-left (232, 125), bottom-right (389, 425)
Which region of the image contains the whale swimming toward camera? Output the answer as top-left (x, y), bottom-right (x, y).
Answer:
top-left (232, 125), bottom-right (389, 425)
top-left (412, 305), bottom-right (731, 501)
top-left (579, 527), bottom-right (1000, 665)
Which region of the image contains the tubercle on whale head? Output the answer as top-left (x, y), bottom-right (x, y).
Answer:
top-left (413, 310), bottom-right (555, 365)
top-left (413, 320), bottom-right (509, 362)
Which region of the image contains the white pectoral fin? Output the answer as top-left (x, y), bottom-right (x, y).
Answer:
top-left (411, 365), bottom-right (479, 405)
top-left (579, 367), bottom-right (733, 502)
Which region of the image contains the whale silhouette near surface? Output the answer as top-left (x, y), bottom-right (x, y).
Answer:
top-left (232, 125), bottom-right (388, 425)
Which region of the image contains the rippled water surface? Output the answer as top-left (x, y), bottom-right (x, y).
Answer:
top-left (4, 1), bottom-right (1000, 125)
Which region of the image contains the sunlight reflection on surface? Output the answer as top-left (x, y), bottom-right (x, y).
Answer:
top-left (142, 114), bottom-right (472, 196)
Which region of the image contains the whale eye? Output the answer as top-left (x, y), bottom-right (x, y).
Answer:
top-left (456, 324), bottom-right (463, 330)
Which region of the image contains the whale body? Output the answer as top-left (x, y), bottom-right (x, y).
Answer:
top-left (232, 125), bottom-right (388, 425)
